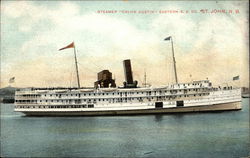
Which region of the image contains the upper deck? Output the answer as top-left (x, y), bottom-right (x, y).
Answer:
top-left (16, 80), bottom-right (212, 95)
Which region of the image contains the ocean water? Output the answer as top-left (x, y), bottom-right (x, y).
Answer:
top-left (1, 99), bottom-right (249, 158)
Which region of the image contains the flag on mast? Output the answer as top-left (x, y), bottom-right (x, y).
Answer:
top-left (59, 42), bottom-right (75, 51)
top-left (9, 77), bottom-right (15, 83)
top-left (164, 36), bottom-right (171, 40)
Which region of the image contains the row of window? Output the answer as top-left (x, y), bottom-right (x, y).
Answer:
top-left (44, 91), bottom-right (146, 97)
top-left (19, 92), bottom-right (209, 101)
top-left (17, 88), bottom-right (210, 99)
top-left (16, 94), bottom-right (41, 97)
top-left (15, 100), bottom-right (37, 103)
top-left (40, 88), bottom-right (209, 98)
top-left (15, 95), bottom-right (41, 98)
top-left (16, 104), bottom-right (94, 109)
top-left (15, 93), bottom-right (209, 104)
top-left (170, 82), bottom-right (208, 88)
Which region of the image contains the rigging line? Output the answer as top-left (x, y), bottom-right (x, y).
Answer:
top-left (69, 52), bottom-right (75, 88)
top-left (77, 50), bottom-right (103, 70)
top-left (77, 62), bottom-right (101, 74)
top-left (77, 59), bottom-right (103, 74)
top-left (166, 54), bottom-right (174, 84)
top-left (132, 60), bottom-right (144, 86)
top-left (134, 71), bottom-right (142, 86)
top-left (69, 62), bottom-right (72, 88)
top-left (165, 45), bottom-right (173, 84)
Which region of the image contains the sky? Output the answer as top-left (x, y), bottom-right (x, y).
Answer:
top-left (1, 0), bottom-right (249, 88)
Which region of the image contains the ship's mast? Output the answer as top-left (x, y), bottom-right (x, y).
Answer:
top-left (171, 37), bottom-right (178, 84)
top-left (165, 36), bottom-right (178, 84)
top-left (59, 42), bottom-right (81, 88)
top-left (73, 45), bottom-right (81, 88)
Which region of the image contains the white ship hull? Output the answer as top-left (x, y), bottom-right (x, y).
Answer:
top-left (19, 101), bottom-right (241, 116)
top-left (14, 80), bottom-right (242, 116)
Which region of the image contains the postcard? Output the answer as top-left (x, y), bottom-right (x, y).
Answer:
top-left (1, 1), bottom-right (249, 157)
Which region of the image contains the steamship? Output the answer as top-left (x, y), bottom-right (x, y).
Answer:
top-left (14, 38), bottom-right (242, 116)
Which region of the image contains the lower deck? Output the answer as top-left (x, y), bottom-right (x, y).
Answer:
top-left (18, 101), bottom-right (241, 116)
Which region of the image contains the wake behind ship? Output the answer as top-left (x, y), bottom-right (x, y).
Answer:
top-left (14, 38), bottom-right (242, 116)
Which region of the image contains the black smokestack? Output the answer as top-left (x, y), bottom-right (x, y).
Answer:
top-left (123, 59), bottom-right (133, 84)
